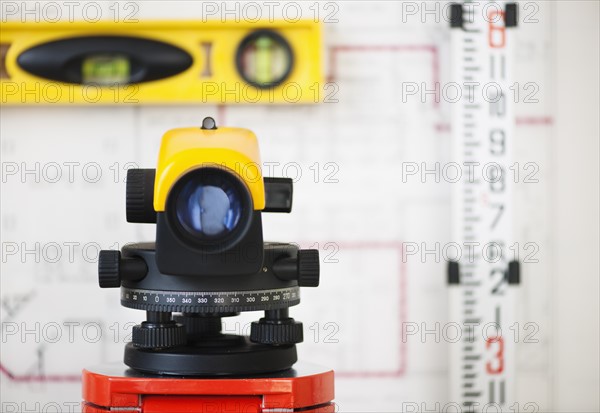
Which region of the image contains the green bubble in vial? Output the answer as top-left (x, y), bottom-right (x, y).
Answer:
top-left (82, 54), bottom-right (130, 85)
top-left (255, 36), bottom-right (274, 85)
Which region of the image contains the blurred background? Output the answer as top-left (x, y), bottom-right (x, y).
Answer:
top-left (0, 1), bottom-right (598, 412)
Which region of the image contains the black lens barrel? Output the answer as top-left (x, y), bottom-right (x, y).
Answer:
top-left (165, 167), bottom-right (254, 253)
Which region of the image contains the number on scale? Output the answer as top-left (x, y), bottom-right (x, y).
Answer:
top-left (486, 336), bottom-right (505, 374)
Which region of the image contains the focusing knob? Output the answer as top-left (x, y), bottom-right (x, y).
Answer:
top-left (298, 249), bottom-right (320, 287)
top-left (126, 169), bottom-right (157, 224)
top-left (132, 322), bottom-right (186, 349)
top-left (250, 319), bottom-right (303, 345)
top-left (272, 249), bottom-right (320, 287)
top-left (98, 250), bottom-right (121, 288)
top-left (98, 250), bottom-right (148, 288)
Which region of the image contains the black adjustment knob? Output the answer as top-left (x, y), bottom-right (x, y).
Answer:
top-left (98, 250), bottom-right (120, 288)
top-left (132, 322), bottom-right (186, 349)
top-left (272, 249), bottom-right (320, 287)
top-left (98, 250), bottom-right (148, 288)
top-left (298, 249), bottom-right (320, 287)
top-left (126, 169), bottom-right (157, 224)
top-left (250, 319), bottom-right (303, 345)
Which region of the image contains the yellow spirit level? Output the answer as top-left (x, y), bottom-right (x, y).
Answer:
top-left (0, 20), bottom-right (322, 105)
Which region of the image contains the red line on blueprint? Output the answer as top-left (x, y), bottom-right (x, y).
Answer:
top-left (0, 363), bottom-right (80, 382)
top-left (516, 116), bottom-right (554, 126)
top-left (328, 44), bottom-right (440, 108)
top-left (435, 117), bottom-right (555, 133)
top-left (436, 122), bottom-right (452, 133)
top-left (333, 241), bottom-right (407, 379)
top-left (217, 104), bottom-right (227, 125)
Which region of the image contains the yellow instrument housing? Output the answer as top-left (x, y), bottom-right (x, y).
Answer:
top-left (0, 20), bottom-right (322, 105)
top-left (153, 127), bottom-right (265, 212)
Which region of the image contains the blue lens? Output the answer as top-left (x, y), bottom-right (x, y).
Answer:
top-left (175, 178), bottom-right (243, 240)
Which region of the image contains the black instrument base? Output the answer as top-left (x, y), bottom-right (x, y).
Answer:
top-left (123, 335), bottom-right (297, 376)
